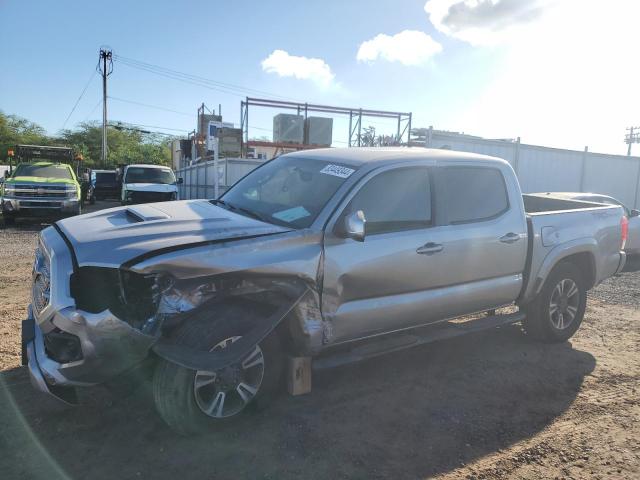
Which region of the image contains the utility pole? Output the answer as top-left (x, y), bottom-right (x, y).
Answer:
top-left (626, 126), bottom-right (640, 156)
top-left (98, 48), bottom-right (113, 166)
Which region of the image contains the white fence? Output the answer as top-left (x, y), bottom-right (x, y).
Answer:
top-left (176, 158), bottom-right (264, 200)
top-left (428, 131), bottom-right (640, 209)
top-left (176, 136), bottom-right (640, 209)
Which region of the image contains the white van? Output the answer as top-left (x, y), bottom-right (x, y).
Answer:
top-left (120, 164), bottom-right (181, 205)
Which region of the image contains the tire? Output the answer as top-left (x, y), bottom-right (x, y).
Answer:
top-left (523, 261), bottom-right (587, 343)
top-left (2, 213), bottom-right (16, 226)
top-left (153, 302), bottom-right (284, 435)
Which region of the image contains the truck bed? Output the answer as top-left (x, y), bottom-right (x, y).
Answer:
top-left (519, 193), bottom-right (625, 304)
top-left (523, 193), bottom-right (608, 214)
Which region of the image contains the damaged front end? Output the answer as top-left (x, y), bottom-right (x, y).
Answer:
top-left (65, 231), bottom-right (330, 377)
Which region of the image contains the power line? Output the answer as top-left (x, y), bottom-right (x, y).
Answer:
top-left (60, 71), bottom-right (97, 130)
top-left (113, 54), bottom-right (299, 101)
top-left (108, 96), bottom-right (193, 116)
top-left (83, 98), bottom-right (103, 122)
top-left (109, 123), bottom-right (179, 137)
top-left (114, 121), bottom-right (189, 132)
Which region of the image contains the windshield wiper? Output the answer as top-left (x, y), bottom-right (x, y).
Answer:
top-left (210, 199), bottom-right (268, 223)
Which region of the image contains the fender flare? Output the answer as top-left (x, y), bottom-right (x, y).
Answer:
top-left (527, 238), bottom-right (598, 300)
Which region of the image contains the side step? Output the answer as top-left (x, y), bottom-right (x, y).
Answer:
top-left (313, 311), bottom-right (525, 370)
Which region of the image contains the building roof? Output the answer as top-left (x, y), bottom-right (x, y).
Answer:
top-left (286, 147), bottom-right (507, 167)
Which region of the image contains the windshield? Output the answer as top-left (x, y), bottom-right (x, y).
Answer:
top-left (124, 167), bottom-right (175, 184)
top-left (95, 172), bottom-right (116, 183)
top-left (221, 156), bottom-right (356, 228)
top-left (12, 163), bottom-right (73, 180)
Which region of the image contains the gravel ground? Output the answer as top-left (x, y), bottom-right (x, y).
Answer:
top-left (0, 208), bottom-right (638, 479)
top-left (590, 256), bottom-right (640, 308)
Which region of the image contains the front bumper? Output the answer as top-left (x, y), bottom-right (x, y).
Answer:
top-left (2, 197), bottom-right (80, 215)
top-left (123, 191), bottom-right (175, 204)
top-left (23, 311), bottom-right (78, 404)
top-left (23, 226), bottom-right (157, 404)
top-left (23, 303), bottom-right (156, 404)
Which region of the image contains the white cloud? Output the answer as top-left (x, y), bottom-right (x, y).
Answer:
top-left (456, 0), bottom-right (640, 154)
top-left (424, 0), bottom-right (551, 46)
top-left (261, 50), bottom-right (335, 88)
top-left (357, 30), bottom-right (442, 66)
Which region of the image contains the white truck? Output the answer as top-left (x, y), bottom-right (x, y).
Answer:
top-left (120, 164), bottom-right (181, 205)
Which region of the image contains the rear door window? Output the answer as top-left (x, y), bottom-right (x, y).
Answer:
top-left (442, 167), bottom-right (509, 224)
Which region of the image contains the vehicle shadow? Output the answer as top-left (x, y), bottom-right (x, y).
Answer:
top-left (623, 254), bottom-right (640, 272)
top-left (0, 325), bottom-right (594, 480)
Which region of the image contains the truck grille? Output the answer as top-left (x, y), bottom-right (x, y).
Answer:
top-left (130, 191), bottom-right (173, 203)
top-left (32, 246), bottom-right (51, 317)
top-left (20, 201), bottom-right (63, 208)
top-left (13, 184), bottom-right (69, 199)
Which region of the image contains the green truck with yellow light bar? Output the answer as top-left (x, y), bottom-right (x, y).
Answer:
top-left (1, 145), bottom-right (82, 226)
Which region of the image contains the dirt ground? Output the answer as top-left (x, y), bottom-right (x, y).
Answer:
top-left (0, 206), bottom-right (638, 480)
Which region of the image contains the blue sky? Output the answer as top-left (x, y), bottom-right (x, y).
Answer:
top-left (1, 0), bottom-right (637, 154)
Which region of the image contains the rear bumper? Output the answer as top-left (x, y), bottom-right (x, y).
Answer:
top-left (616, 250), bottom-right (627, 274)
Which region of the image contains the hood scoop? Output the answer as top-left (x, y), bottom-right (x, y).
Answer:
top-left (125, 204), bottom-right (171, 222)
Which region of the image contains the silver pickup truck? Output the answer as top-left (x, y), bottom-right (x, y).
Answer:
top-left (23, 148), bottom-right (626, 434)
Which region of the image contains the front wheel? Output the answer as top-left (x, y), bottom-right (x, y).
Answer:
top-left (153, 303), bottom-right (284, 435)
top-left (522, 262), bottom-right (587, 342)
top-left (2, 213), bottom-right (16, 226)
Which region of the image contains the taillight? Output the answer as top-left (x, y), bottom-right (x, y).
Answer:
top-left (621, 216), bottom-right (628, 250)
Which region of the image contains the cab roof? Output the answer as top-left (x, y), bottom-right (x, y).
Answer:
top-left (16, 161), bottom-right (71, 168)
top-left (126, 164), bottom-right (172, 169)
top-left (285, 147), bottom-right (508, 167)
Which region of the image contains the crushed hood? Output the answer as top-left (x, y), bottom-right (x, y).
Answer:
top-left (55, 200), bottom-right (292, 267)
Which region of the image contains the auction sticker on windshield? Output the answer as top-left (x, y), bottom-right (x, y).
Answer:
top-left (319, 164), bottom-right (355, 178)
top-left (273, 206), bottom-right (311, 223)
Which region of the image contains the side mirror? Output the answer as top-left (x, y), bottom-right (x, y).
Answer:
top-left (631, 209), bottom-right (640, 218)
top-left (340, 210), bottom-right (366, 242)
top-left (3, 170), bottom-right (8, 179)
top-left (177, 177), bottom-right (184, 185)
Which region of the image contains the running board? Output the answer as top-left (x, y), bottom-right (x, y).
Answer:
top-left (313, 311), bottom-right (525, 371)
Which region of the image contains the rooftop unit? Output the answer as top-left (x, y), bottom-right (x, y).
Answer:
top-left (305, 117), bottom-right (333, 146)
top-left (273, 114), bottom-right (304, 144)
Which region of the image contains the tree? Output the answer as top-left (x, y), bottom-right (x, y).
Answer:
top-left (0, 110), bottom-right (51, 159)
top-left (58, 121), bottom-right (173, 167)
top-left (1, 111), bottom-right (173, 167)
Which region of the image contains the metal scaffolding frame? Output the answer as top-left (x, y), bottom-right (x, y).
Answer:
top-left (240, 97), bottom-right (412, 156)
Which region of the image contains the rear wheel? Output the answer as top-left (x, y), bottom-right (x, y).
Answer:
top-left (153, 303), bottom-right (284, 435)
top-left (523, 262), bottom-right (587, 342)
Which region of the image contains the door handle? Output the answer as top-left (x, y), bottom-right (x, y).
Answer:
top-left (499, 232), bottom-right (521, 244)
top-left (416, 242), bottom-right (444, 255)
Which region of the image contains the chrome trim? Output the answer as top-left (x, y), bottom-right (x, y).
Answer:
top-left (33, 228), bottom-right (76, 331)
